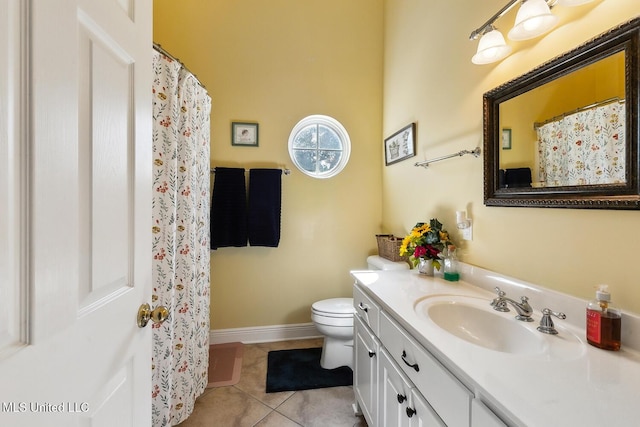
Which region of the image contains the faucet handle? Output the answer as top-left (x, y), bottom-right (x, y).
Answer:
top-left (537, 308), bottom-right (566, 335)
top-left (490, 287), bottom-right (509, 312)
top-left (543, 308), bottom-right (566, 319)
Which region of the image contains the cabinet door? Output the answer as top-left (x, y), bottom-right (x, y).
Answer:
top-left (379, 349), bottom-right (412, 427)
top-left (471, 399), bottom-right (507, 427)
top-left (380, 311), bottom-right (471, 427)
top-left (354, 314), bottom-right (379, 426)
top-left (408, 389), bottom-right (446, 427)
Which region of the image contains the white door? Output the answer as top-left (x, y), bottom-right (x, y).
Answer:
top-left (0, 0), bottom-right (154, 426)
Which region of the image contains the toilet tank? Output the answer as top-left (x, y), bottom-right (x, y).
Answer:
top-left (366, 255), bottom-right (409, 270)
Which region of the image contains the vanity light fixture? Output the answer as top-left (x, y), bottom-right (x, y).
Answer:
top-left (472, 27), bottom-right (512, 65)
top-left (508, 0), bottom-right (558, 41)
top-left (470, 0), bottom-right (598, 64)
top-left (557, 0), bottom-right (595, 5)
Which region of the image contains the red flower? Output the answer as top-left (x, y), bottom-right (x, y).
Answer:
top-left (413, 245), bottom-right (440, 259)
top-left (413, 246), bottom-right (427, 258)
top-left (424, 245), bottom-right (440, 258)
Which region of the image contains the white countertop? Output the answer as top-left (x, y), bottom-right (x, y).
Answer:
top-left (351, 265), bottom-right (640, 427)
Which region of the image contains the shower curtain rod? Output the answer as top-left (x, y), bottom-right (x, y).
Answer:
top-left (534, 97), bottom-right (624, 129)
top-left (153, 43), bottom-right (207, 92)
top-left (211, 167), bottom-right (291, 175)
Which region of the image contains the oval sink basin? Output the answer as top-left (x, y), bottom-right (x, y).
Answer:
top-left (415, 295), bottom-right (585, 360)
top-left (425, 301), bottom-right (544, 355)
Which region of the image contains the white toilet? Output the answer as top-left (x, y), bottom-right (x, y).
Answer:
top-left (311, 255), bottom-right (409, 369)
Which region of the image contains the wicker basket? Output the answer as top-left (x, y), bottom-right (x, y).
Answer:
top-left (375, 234), bottom-right (407, 262)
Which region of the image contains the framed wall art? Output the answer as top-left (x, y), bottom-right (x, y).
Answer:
top-left (502, 128), bottom-right (512, 150)
top-left (384, 123), bottom-right (416, 166)
top-left (232, 122), bottom-right (259, 147)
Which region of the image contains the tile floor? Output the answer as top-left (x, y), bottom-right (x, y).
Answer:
top-left (177, 338), bottom-right (368, 427)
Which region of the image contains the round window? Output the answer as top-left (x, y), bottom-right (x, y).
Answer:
top-left (287, 115), bottom-right (351, 178)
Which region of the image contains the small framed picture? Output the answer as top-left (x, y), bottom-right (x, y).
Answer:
top-left (502, 128), bottom-right (512, 150)
top-left (384, 123), bottom-right (416, 166)
top-left (232, 122), bottom-right (259, 147)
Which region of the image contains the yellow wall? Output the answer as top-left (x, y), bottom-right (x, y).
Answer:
top-left (153, 0), bottom-right (384, 328)
top-left (155, 0), bottom-right (640, 330)
top-left (383, 0), bottom-right (640, 314)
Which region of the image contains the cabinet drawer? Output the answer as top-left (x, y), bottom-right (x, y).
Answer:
top-left (353, 284), bottom-right (380, 335)
top-left (380, 311), bottom-right (471, 427)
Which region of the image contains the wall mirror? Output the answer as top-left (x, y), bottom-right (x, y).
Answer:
top-left (483, 18), bottom-right (639, 209)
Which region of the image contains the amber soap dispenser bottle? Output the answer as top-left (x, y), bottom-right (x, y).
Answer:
top-left (586, 284), bottom-right (621, 351)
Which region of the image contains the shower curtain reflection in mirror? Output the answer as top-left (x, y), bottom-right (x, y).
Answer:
top-left (536, 100), bottom-right (625, 187)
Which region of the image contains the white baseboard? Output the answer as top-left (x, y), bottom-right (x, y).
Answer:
top-left (209, 322), bottom-right (321, 345)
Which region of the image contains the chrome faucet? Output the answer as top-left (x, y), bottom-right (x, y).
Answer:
top-left (490, 287), bottom-right (534, 322)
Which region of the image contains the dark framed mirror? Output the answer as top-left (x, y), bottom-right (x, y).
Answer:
top-left (483, 18), bottom-right (640, 209)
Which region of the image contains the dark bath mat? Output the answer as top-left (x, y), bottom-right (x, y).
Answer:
top-left (265, 347), bottom-right (353, 393)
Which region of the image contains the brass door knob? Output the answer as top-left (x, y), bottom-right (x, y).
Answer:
top-left (137, 303), bottom-right (169, 328)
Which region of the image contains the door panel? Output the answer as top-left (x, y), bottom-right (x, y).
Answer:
top-left (0, 0), bottom-right (26, 355)
top-left (78, 11), bottom-right (134, 312)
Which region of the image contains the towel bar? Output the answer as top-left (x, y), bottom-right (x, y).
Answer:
top-left (211, 167), bottom-right (291, 175)
top-left (414, 147), bottom-right (481, 169)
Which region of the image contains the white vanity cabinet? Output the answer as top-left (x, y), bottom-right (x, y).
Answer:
top-left (353, 264), bottom-right (640, 427)
top-left (354, 282), bottom-right (505, 427)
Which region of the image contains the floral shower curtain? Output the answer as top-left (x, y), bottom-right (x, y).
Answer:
top-left (151, 49), bottom-right (212, 427)
top-left (537, 101), bottom-right (625, 186)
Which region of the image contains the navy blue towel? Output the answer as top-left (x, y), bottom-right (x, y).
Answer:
top-left (248, 169), bottom-right (282, 247)
top-left (504, 167), bottom-right (532, 188)
top-left (210, 167), bottom-right (248, 249)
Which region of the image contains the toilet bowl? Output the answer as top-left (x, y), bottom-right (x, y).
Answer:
top-left (311, 298), bottom-right (355, 369)
top-left (311, 256), bottom-right (409, 370)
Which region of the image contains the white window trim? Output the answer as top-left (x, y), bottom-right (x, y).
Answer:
top-left (287, 115), bottom-right (351, 179)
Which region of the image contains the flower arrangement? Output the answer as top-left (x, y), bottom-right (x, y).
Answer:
top-left (399, 218), bottom-right (451, 270)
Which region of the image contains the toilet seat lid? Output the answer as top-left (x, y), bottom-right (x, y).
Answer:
top-left (312, 298), bottom-right (355, 316)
